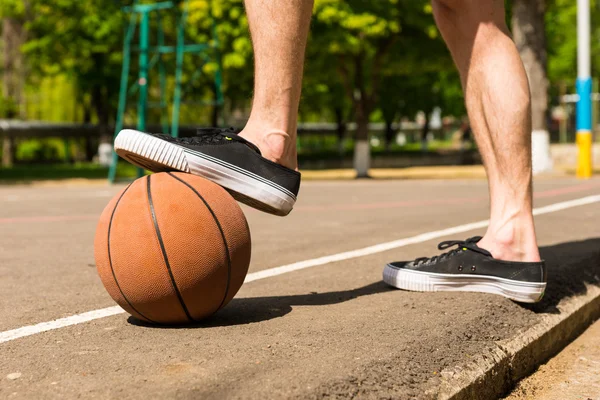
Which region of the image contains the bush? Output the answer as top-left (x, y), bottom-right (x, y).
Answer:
top-left (15, 139), bottom-right (68, 162)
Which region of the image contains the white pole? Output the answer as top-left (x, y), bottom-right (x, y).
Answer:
top-left (578, 0), bottom-right (591, 79)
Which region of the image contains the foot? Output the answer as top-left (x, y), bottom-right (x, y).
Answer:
top-left (238, 128), bottom-right (298, 171)
top-left (383, 237), bottom-right (546, 303)
top-left (114, 128), bottom-right (301, 216)
top-left (477, 218), bottom-right (542, 262)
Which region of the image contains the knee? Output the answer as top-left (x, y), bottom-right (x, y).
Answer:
top-left (432, 0), bottom-right (507, 34)
top-left (432, 0), bottom-right (504, 22)
top-left (432, 0), bottom-right (467, 11)
top-left (432, 0), bottom-right (499, 12)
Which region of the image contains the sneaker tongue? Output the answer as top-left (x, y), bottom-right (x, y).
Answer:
top-left (195, 127), bottom-right (262, 155)
top-left (470, 243), bottom-right (493, 258)
top-left (229, 133), bottom-right (262, 155)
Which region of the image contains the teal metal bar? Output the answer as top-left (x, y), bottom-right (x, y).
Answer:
top-left (138, 12), bottom-right (149, 133)
top-left (181, 44), bottom-right (212, 52)
top-left (108, 12), bottom-right (138, 183)
top-left (171, 7), bottom-right (186, 138)
top-left (109, 0), bottom-right (225, 182)
top-left (157, 20), bottom-right (169, 133)
top-left (135, 11), bottom-right (150, 178)
top-left (211, 2), bottom-right (224, 109)
top-left (131, 44), bottom-right (211, 53)
top-left (125, 2), bottom-right (174, 12)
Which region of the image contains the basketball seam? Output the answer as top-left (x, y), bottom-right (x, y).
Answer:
top-left (146, 175), bottom-right (196, 323)
top-left (107, 183), bottom-right (158, 324)
top-left (167, 172), bottom-right (233, 311)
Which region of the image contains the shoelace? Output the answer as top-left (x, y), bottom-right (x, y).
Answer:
top-left (413, 236), bottom-right (486, 266)
top-left (154, 127), bottom-right (261, 154)
top-left (180, 127), bottom-right (238, 145)
top-left (153, 128), bottom-right (236, 145)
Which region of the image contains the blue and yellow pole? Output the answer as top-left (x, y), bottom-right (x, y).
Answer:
top-left (576, 0), bottom-right (592, 178)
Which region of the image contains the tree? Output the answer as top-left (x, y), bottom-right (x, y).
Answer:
top-left (1, 0), bottom-right (29, 118)
top-left (309, 0), bottom-right (451, 176)
top-left (376, 10), bottom-right (463, 151)
top-left (513, 0), bottom-right (548, 133)
top-left (512, 0), bottom-right (553, 173)
top-left (302, 27), bottom-right (354, 153)
top-left (186, 0), bottom-right (254, 126)
top-left (545, 0), bottom-right (600, 96)
top-left (308, 1), bottom-right (400, 176)
top-left (21, 0), bottom-right (126, 128)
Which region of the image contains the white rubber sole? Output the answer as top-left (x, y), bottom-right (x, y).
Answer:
top-left (114, 129), bottom-right (296, 216)
top-left (382, 264), bottom-right (546, 303)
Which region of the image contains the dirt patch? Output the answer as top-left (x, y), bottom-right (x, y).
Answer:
top-left (504, 319), bottom-right (600, 400)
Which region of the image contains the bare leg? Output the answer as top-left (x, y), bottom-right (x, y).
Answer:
top-left (239, 0), bottom-right (314, 171)
top-left (432, 0), bottom-right (541, 262)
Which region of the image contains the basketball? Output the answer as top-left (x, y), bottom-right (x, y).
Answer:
top-left (94, 172), bottom-right (251, 325)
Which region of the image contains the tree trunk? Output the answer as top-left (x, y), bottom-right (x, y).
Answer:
top-left (421, 113), bottom-right (430, 152)
top-left (2, 18), bottom-right (26, 119)
top-left (85, 137), bottom-right (96, 162)
top-left (512, 0), bottom-right (547, 131)
top-left (210, 82), bottom-right (221, 127)
top-left (83, 104), bottom-right (92, 124)
top-left (353, 101), bottom-right (370, 178)
top-left (384, 120), bottom-right (395, 151)
top-left (211, 104), bottom-right (220, 127)
top-left (2, 136), bottom-right (14, 167)
top-left (91, 85), bottom-right (109, 128)
top-left (512, 0), bottom-right (553, 173)
top-left (334, 107), bottom-right (346, 155)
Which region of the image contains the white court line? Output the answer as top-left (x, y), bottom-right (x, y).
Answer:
top-left (1, 194), bottom-right (599, 344)
top-left (0, 307), bottom-right (124, 344)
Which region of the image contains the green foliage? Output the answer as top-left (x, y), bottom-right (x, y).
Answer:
top-left (0, 0), bottom-right (26, 18)
top-left (0, 96), bottom-right (19, 118)
top-left (546, 0), bottom-right (600, 84)
top-left (2, 0), bottom-right (463, 130)
top-left (6, 0), bottom-right (585, 135)
top-left (13, 0), bottom-right (127, 125)
top-left (16, 138), bottom-right (65, 162)
top-left (304, 0), bottom-right (460, 140)
top-left (186, 0), bottom-right (253, 118)
top-left (0, 162), bottom-right (140, 181)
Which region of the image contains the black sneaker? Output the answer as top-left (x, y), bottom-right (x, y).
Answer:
top-left (114, 128), bottom-right (301, 216)
top-left (383, 237), bottom-right (546, 303)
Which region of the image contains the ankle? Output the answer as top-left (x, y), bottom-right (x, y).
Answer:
top-left (238, 127), bottom-right (298, 170)
top-left (478, 215), bottom-right (541, 262)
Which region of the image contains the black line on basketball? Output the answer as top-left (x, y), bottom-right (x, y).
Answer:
top-left (146, 175), bottom-right (195, 323)
top-left (107, 183), bottom-right (157, 324)
top-left (167, 172), bottom-right (233, 311)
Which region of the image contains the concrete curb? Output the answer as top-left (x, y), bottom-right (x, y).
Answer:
top-left (436, 285), bottom-right (600, 399)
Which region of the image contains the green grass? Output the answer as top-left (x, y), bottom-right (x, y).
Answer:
top-left (297, 135), bottom-right (464, 156)
top-left (297, 139), bottom-right (468, 162)
top-left (0, 162), bottom-right (142, 182)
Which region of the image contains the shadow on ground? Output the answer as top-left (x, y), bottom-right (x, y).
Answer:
top-left (129, 281), bottom-right (392, 328)
top-left (129, 238), bottom-right (600, 328)
top-left (524, 238), bottom-right (600, 313)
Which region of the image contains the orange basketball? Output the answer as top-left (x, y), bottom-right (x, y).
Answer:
top-left (94, 172), bottom-right (251, 324)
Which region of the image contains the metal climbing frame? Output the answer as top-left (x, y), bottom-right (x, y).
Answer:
top-left (108, 0), bottom-right (224, 182)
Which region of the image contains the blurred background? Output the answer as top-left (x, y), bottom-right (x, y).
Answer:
top-left (0, 0), bottom-right (598, 181)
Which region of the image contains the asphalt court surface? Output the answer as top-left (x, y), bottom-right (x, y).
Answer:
top-left (1, 177), bottom-right (600, 399)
